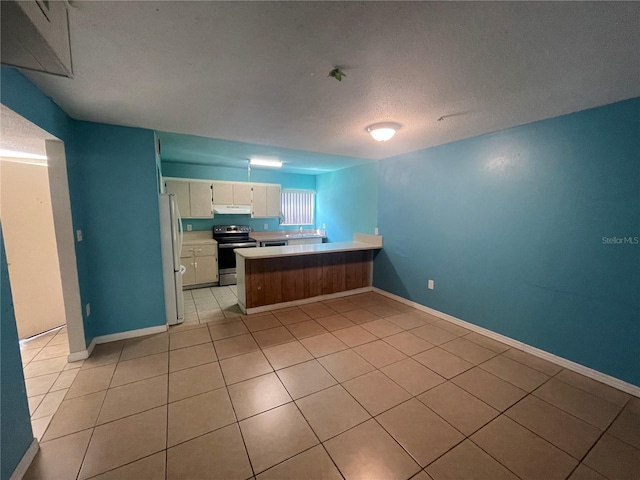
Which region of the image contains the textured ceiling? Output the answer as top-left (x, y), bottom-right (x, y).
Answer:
top-left (0, 105), bottom-right (55, 159)
top-left (22, 1), bottom-right (640, 170)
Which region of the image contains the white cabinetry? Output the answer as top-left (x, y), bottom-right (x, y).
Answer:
top-left (252, 184), bottom-right (281, 218)
top-left (169, 178), bottom-right (281, 218)
top-left (181, 244), bottom-right (218, 286)
top-left (189, 182), bottom-right (214, 217)
top-left (234, 184), bottom-right (253, 205)
top-left (164, 179), bottom-right (213, 218)
top-left (212, 182), bottom-right (253, 205)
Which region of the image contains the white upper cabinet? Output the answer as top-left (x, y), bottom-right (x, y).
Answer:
top-left (266, 185), bottom-right (281, 217)
top-left (212, 182), bottom-right (252, 205)
top-left (168, 178), bottom-right (280, 217)
top-left (252, 184), bottom-right (281, 218)
top-left (233, 184), bottom-right (252, 205)
top-left (164, 179), bottom-right (213, 218)
top-left (212, 182), bottom-right (234, 205)
top-left (252, 185), bottom-right (268, 218)
top-left (189, 182), bottom-right (214, 217)
top-left (164, 180), bottom-right (191, 217)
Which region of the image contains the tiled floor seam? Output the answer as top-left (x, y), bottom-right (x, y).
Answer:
top-left (75, 383), bottom-right (112, 480)
top-left (500, 400), bottom-right (594, 462)
top-left (465, 433), bottom-right (531, 480)
top-left (164, 352), bottom-right (170, 480)
top-left (222, 380), bottom-right (257, 478)
top-left (524, 368), bottom-right (621, 432)
top-left (371, 408), bottom-right (463, 472)
top-left (570, 401), bottom-right (631, 479)
top-left (253, 396), bottom-right (329, 476)
top-left (551, 374), bottom-right (631, 407)
top-left (103, 349), bottom-right (124, 391)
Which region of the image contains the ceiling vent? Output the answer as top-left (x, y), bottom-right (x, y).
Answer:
top-left (1, 0), bottom-right (73, 77)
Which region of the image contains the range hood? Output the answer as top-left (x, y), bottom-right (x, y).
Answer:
top-left (213, 204), bottom-right (252, 215)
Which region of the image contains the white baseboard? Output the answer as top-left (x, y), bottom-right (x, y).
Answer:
top-left (67, 338), bottom-right (95, 363)
top-left (94, 325), bottom-right (168, 344)
top-left (373, 288), bottom-right (640, 398)
top-left (10, 438), bottom-right (39, 480)
top-left (243, 287), bottom-right (374, 315)
top-left (66, 325), bottom-right (167, 362)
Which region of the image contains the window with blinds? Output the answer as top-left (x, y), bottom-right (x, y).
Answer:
top-left (281, 190), bottom-right (315, 225)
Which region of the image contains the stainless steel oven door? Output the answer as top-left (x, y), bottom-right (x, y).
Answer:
top-left (217, 242), bottom-right (257, 285)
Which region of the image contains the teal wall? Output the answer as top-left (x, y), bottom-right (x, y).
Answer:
top-left (316, 163), bottom-right (379, 242)
top-left (161, 161), bottom-right (317, 232)
top-left (375, 98), bottom-right (640, 386)
top-left (156, 131), bottom-right (367, 173)
top-left (1, 231), bottom-right (34, 480)
top-left (1, 67), bottom-right (166, 341)
top-left (0, 66), bottom-right (93, 344)
top-left (0, 67), bottom-right (166, 478)
top-left (74, 121), bottom-right (166, 337)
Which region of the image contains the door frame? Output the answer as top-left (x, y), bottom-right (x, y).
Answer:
top-left (45, 139), bottom-right (86, 359)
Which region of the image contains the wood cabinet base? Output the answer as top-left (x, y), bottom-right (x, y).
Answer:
top-left (237, 250), bottom-right (373, 311)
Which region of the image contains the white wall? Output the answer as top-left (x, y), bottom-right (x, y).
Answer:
top-left (0, 158), bottom-right (66, 339)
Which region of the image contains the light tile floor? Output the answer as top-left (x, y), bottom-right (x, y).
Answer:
top-left (20, 288), bottom-right (640, 479)
top-left (20, 325), bottom-right (79, 441)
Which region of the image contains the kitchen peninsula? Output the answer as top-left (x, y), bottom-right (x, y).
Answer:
top-left (236, 234), bottom-right (382, 313)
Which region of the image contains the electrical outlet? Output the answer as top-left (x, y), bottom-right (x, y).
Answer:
top-left (76, 229), bottom-right (83, 242)
top-left (264, 224), bottom-right (268, 230)
top-left (85, 303), bottom-right (91, 316)
top-left (186, 224), bottom-right (192, 231)
top-left (374, 227), bottom-right (379, 235)
top-left (322, 223), bottom-right (326, 230)
top-left (428, 279), bottom-right (435, 290)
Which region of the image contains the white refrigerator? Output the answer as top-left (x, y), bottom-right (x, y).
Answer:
top-left (159, 193), bottom-right (184, 325)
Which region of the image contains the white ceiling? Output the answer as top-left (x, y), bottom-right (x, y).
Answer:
top-left (22, 1), bottom-right (640, 167)
top-left (0, 105), bottom-right (55, 160)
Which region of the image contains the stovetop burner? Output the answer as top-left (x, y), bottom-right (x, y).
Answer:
top-left (213, 225), bottom-right (252, 244)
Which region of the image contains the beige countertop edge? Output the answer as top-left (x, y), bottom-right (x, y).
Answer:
top-left (249, 232), bottom-right (326, 241)
top-left (235, 241), bottom-right (381, 259)
top-left (182, 239), bottom-right (218, 245)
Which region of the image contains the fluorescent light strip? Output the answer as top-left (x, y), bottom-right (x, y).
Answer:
top-left (250, 158), bottom-right (282, 168)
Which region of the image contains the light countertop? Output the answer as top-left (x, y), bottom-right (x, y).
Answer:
top-left (249, 230), bottom-right (326, 242)
top-left (235, 241), bottom-right (380, 260)
top-left (182, 231), bottom-right (217, 245)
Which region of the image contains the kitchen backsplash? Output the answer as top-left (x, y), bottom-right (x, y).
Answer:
top-left (180, 216), bottom-right (314, 232)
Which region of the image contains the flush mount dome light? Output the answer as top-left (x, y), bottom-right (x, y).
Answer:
top-left (250, 158), bottom-right (282, 168)
top-left (367, 122), bottom-right (401, 142)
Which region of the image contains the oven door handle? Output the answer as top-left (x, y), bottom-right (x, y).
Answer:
top-left (218, 242), bottom-right (257, 249)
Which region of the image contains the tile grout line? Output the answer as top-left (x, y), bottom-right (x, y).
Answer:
top-left (567, 396), bottom-right (633, 479)
top-left (214, 345), bottom-right (257, 479)
top-left (34, 291), bottom-right (637, 478)
top-left (165, 336), bottom-right (170, 480)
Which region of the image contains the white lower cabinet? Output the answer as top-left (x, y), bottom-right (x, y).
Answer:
top-left (181, 244), bottom-right (218, 287)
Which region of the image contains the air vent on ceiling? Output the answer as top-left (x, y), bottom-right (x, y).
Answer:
top-left (1, 0), bottom-right (73, 78)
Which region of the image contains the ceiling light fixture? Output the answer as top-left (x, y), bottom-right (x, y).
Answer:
top-left (367, 122), bottom-right (401, 142)
top-left (250, 158), bottom-right (282, 168)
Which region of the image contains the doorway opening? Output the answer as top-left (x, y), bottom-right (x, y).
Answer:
top-left (0, 105), bottom-right (85, 438)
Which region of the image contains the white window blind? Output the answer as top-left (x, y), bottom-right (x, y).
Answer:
top-left (281, 190), bottom-right (315, 225)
